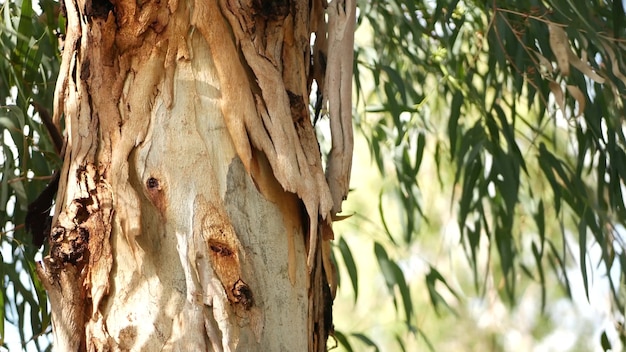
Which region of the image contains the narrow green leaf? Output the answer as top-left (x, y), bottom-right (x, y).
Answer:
top-left (378, 190), bottom-right (397, 245)
top-left (381, 65), bottom-right (406, 105)
top-left (538, 144), bottom-right (562, 212)
top-left (519, 264), bottom-right (535, 280)
top-left (547, 241), bottom-right (572, 299)
top-left (578, 212), bottom-right (590, 301)
top-left (351, 333), bottom-right (380, 352)
top-left (395, 334), bottom-right (407, 352)
top-left (469, 231), bottom-right (480, 290)
top-left (338, 237), bottom-right (359, 303)
top-left (391, 261), bottom-right (413, 327)
top-left (448, 91), bottom-right (463, 158)
top-left (531, 242), bottom-right (546, 312)
top-left (333, 330), bottom-right (353, 352)
top-left (601, 331), bottom-right (612, 351)
top-left (425, 267), bottom-right (459, 316)
top-left (374, 243), bottom-right (396, 291)
top-left (412, 132), bottom-right (426, 176)
top-left (459, 155), bottom-right (482, 227)
top-left (534, 200), bottom-right (545, 252)
top-left (495, 224), bottom-right (516, 302)
top-left (416, 328), bottom-right (436, 352)
top-left (0, 146), bottom-right (12, 212)
top-left (492, 104), bottom-right (526, 173)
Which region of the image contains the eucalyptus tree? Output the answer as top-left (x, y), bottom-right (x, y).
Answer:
top-left (4, 0), bottom-right (626, 351)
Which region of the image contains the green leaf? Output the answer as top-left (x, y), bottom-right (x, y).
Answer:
top-left (0, 116), bottom-right (18, 131)
top-left (380, 65), bottom-right (406, 105)
top-left (352, 333), bottom-right (380, 352)
top-left (395, 334), bottom-right (407, 352)
top-left (534, 200), bottom-right (545, 251)
top-left (600, 331), bottom-right (612, 351)
top-left (25, 257), bottom-right (50, 332)
top-left (0, 146), bottom-right (12, 212)
top-left (415, 329), bottom-right (436, 352)
top-left (495, 222), bottom-right (516, 302)
top-left (425, 267), bottom-right (459, 316)
top-left (578, 211), bottom-right (590, 301)
top-left (333, 330), bottom-right (353, 352)
top-left (547, 240), bottom-right (572, 299)
top-left (9, 177), bottom-right (28, 211)
top-left (412, 132), bottom-right (426, 177)
top-left (374, 242), bottom-right (395, 291)
top-left (537, 144), bottom-right (563, 212)
top-left (531, 242), bottom-right (546, 312)
top-left (378, 190), bottom-right (397, 245)
top-left (391, 261), bottom-right (413, 328)
top-left (1, 105), bottom-right (26, 129)
top-left (448, 91), bottom-right (463, 158)
top-left (338, 237), bottom-right (358, 303)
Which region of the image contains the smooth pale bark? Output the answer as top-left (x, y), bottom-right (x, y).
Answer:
top-left (36, 0), bottom-right (354, 351)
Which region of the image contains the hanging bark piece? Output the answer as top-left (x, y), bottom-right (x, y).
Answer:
top-left (324, 0), bottom-right (355, 216)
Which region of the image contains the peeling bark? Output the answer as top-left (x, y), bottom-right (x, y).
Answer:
top-left (41, 0), bottom-right (354, 351)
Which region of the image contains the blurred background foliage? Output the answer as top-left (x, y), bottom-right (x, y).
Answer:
top-left (1, 0), bottom-right (626, 351)
top-left (1, 0), bottom-right (61, 349)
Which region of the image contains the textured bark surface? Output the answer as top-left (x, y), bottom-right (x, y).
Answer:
top-left (37, 0), bottom-right (354, 351)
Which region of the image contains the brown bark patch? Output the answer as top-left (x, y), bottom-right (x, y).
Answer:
top-left (287, 90), bottom-right (307, 124)
top-left (208, 240), bottom-right (234, 257)
top-left (117, 325), bottom-right (138, 349)
top-left (196, 196), bottom-right (252, 309)
top-left (145, 175), bottom-right (167, 214)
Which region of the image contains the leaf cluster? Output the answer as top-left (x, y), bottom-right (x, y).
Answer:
top-left (333, 0), bottom-right (626, 350)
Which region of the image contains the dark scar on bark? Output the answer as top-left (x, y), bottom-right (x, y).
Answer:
top-left (253, 0), bottom-right (291, 20)
top-left (74, 197), bottom-right (93, 224)
top-left (80, 59), bottom-right (91, 80)
top-left (232, 279), bottom-right (254, 310)
top-left (84, 0), bottom-right (113, 19)
top-left (208, 240), bottom-right (234, 257)
top-left (146, 177), bottom-right (159, 190)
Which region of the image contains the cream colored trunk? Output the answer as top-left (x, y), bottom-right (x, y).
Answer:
top-left (36, 0), bottom-right (354, 351)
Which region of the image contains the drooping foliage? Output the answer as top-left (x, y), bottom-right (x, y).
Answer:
top-left (333, 0), bottom-right (626, 350)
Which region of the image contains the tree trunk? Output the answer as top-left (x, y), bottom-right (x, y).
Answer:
top-left (35, 0), bottom-right (354, 350)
